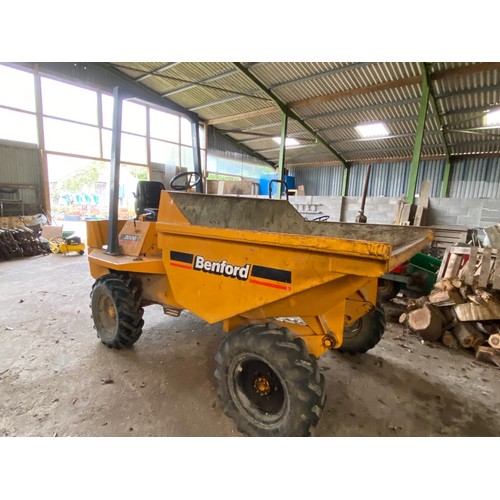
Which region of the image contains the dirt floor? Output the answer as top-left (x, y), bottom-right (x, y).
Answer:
top-left (1, 251), bottom-right (499, 437)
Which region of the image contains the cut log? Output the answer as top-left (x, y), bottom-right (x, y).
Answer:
top-left (451, 278), bottom-right (463, 289)
top-left (475, 346), bottom-right (500, 368)
top-left (487, 333), bottom-right (500, 349)
top-left (429, 289), bottom-right (465, 307)
top-left (454, 297), bottom-right (500, 321)
top-left (442, 330), bottom-right (459, 349)
top-left (452, 322), bottom-right (486, 349)
top-left (407, 296), bottom-right (428, 312)
top-left (399, 312), bottom-right (407, 324)
top-left (433, 279), bottom-right (455, 292)
top-left (407, 304), bottom-right (443, 341)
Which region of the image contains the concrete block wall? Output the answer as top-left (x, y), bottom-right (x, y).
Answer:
top-left (286, 195), bottom-right (499, 228)
top-left (427, 198), bottom-right (496, 228)
top-left (341, 197), bottom-right (401, 224)
top-left (288, 195), bottom-right (400, 224)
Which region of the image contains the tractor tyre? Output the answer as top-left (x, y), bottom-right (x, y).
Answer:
top-left (90, 273), bottom-right (144, 348)
top-left (377, 278), bottom-right (400, 302)
top-left (214, 324), bottom-right (326, 437)
top-left (339, 302), bottom-right (386, 355)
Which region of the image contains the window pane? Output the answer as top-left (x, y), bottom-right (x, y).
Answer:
top-left (0, 65), bottom-right (36, 111)
top-left (102, 131), bottom-right (147, 165)
top-left (180, 117), bottom-right (192, 146)
top-left (0, 108), bottom-right (37, 144)
top-left (122, 100), bottom-right (146, 135)
top-left (121, 133), bottom-right (147, 165)
top-left (150, 139), bottom-right (179, 166)
top-left (149, 108), bottom-right (179, 143)
top-left (181, 146), bottom-right (194, 170)
top-left (42, 77), bottom-right (97, 124)
top-left (44, 117), bottom-right (100, 157)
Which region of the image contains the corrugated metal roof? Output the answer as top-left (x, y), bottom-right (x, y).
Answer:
top-left (107, 62), bottom-right (500, 166)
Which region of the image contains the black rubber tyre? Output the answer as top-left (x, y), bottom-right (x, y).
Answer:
top-left (78, 250), bottom-right (85, 255)
top-left (377, 278), bottom-right (400, 302)
top-left (339, 302), bottom-right (386, 354)
top-left (214, 324), bottom-right (326, 437)
top-left (90, 274), bottom-right (144, 348)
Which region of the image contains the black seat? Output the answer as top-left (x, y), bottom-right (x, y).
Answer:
top-left (134, 181), bottom-right (165, 221)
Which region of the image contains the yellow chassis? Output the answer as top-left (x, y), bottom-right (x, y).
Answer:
top-left (87, 191), bottom-right (433, 358)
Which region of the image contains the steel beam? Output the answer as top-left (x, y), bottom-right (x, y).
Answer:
top-left (16, 62), bottom-right (200, 122)
top-left (134, 62), bottom-right (181, 82)
top-left (276, 112), bottom-right (289, 198)
top-left (163, 68), bottom-right (239, 97)
top-left (207, 126), bottom-right (276, 168)
top-left (106, 86), bottom-right (123, 256)
top-left (232, 62), bottom-right (348, 167)
top-left (406, 66), bottom-right (431, 204)
top-left (191, 121), bottom-right (203, 193)
top-left (269, 62), bottom-right (370, 90)
top-left (423, 63), bottom-right (452, 199)
top-left (342, 166), bottom-right (350, 196)
top-left (33, 64), bottom-right (50, 216)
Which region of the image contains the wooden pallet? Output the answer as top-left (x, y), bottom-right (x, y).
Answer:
top-left (437, 245), bottom-right (500, 290)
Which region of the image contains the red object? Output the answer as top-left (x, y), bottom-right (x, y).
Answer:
top-left (390, 264), bottom-right (406, 274)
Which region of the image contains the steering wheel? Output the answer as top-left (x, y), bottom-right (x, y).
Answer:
top-left (170, 171), bottom-right (202, 191)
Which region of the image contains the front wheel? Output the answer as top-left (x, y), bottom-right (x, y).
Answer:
top-left (339, 302), bottom-right (386, 354)
top-left (214, 324), bottom-right (325, 437)
top-left (90, 274), bottom-right (144, 348)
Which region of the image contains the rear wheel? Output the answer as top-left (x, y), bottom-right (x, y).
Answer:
top-left (377, 278), bottom-right (400, 302)
top-left (90, 274), bottom-right (144, 348)
top-left (340, 302), bottom-right (386, 354)
top-left (214, 324), bottom-right (325, 437)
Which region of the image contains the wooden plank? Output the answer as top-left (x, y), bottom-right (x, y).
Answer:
top-left (400, 203), bottom-right (412, 225)
top-left (449, 246), bottom-right (498, 257)
top-left (437, 247), bottom-right (451, 281)
top-left (493, 260), bottom-right (500, 290)
top-left (418, 179), bottom-right (431, 209)
top-left (464, 246), bottom-right (479, 286)
top-left (478, 246), bottom-right (492, 287)
top-left (413, 205), bottom-right (425, 226)
top-left (444, 253), bottom-right (461, 279)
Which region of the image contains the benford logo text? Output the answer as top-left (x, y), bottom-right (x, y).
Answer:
top-left (193, 255), bottom-right (250, 280)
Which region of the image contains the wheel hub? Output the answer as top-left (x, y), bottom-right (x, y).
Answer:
top-left (254, 376), bottom-right (271, 396)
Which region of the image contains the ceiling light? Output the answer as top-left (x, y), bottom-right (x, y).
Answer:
top-left (356, 122), bottom-right (390, 138)
top-left (273, 137), bottom-right (300, 147)
top-left (485, 108), bottom-right (500, 126)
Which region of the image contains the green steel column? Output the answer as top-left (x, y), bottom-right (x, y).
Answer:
top-left (406, 67), bottom-right (431, 204)
top-left (440, 157), bottom-right (451, 197)
top-left (277, 111), bottom-right (288, 198)
top-left (341, 166), bottom-right (350, 196)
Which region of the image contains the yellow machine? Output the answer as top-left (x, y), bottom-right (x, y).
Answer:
top-left (87, 176), bottom-right (433, 437)
top-left (50, 235), bottom-right (85, 255)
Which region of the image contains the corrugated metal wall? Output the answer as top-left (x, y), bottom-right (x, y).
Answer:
top-left (290, 157), bottom-right (500, 199)
top-left (0, 140), bottom-right (43, 215)
top-left (290, 165), bottom-right (344, 196)
top-left (449, 157), bottom-right (500, 198)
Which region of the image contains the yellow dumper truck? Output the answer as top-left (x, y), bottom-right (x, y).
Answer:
top-left (87, 178), bottom-right (433, 436)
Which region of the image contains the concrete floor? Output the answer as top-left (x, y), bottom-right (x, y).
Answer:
top-left (1, 252), bottom-right (499, 437)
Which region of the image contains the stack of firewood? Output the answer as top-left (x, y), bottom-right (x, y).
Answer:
top-left (0, 227), bottom-right (47, 261)
top-left (400, 277), bottom-right (500, 368)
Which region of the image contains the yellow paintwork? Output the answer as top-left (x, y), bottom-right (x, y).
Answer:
top-left (87, 190), bottom-right (433, 359)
